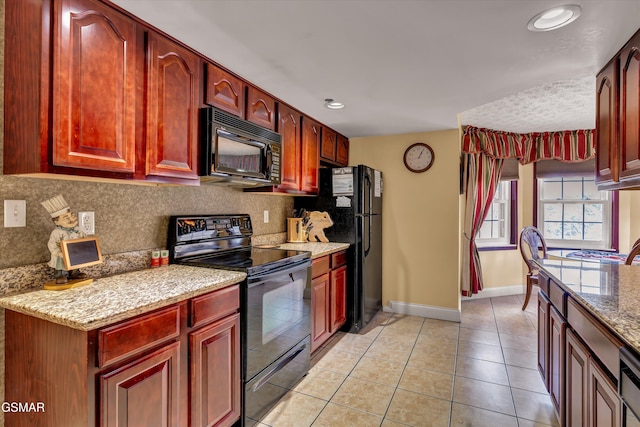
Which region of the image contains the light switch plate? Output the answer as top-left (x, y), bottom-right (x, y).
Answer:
top-left (263, 210), bottom-right (269, 223)
top-left (4, 200), bottom-right (26, 228)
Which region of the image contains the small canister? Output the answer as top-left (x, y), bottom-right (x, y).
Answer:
top-left (160, 249), bottom-right (169, 266)
top-left (151, 249), bottom-right (161, 267)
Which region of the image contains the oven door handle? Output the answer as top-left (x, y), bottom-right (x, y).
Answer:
top-left (247, 260), bottom-right (311, 286)
top-left (251, 344), bottom-right (307, 392)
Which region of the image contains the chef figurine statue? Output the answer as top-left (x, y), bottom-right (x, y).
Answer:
top-left (41, 195), bottom-right (87, 284)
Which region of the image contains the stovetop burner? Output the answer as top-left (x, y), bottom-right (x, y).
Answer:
top-left (167, 214), bottom-right (310, 275)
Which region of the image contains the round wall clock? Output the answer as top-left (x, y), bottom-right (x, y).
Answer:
top-left (403, 143), bottom-right (434, 173)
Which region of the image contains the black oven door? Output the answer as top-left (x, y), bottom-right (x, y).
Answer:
top-left (244, 260), bottom-right (311, 382)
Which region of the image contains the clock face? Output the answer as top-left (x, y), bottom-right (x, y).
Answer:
top-left (403, 143), bottom-right (434, 173)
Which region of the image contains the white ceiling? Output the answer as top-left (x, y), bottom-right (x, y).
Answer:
top-left (112, 0), bottom-right (640, 138)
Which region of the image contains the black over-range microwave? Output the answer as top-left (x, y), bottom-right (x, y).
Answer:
top-left (200, 107), bottom-right (281, 187)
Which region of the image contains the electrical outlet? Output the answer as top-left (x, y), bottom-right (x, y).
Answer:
top-left (78, 211), bottom-right (95, 235)
top-left (4, 200), bottom-right (26, 228)
top-left (263, 210), bottom-right (269, 223)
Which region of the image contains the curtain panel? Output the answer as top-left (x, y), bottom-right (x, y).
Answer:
top-left (460, 126), bottom-right (595, 297)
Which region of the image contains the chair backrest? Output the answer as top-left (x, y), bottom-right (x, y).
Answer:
top-left (519, 226), bottom-right (548, 273)
top-left (626, 242), bottom-right (640, 265)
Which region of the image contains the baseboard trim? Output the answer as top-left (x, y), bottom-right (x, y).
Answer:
top-left (384, 301), bottom-right (461, 323)
top-left (461, 284), bottom-right (525, 300)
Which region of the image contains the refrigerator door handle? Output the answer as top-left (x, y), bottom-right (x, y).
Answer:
top-left (364, 172), bottom-right (372, 256)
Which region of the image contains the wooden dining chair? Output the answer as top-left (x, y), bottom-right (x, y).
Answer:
top-left (519, 226), bottom-right (548, 310)
top-left (626, 242), bottom-right (640, 265)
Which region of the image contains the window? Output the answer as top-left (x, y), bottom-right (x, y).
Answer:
top-left (477, 181), bottom-right (516, 248)
top-left (537, 176), bottom-right (613, 250)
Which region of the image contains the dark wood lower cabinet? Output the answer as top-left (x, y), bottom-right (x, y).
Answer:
top-left (566, 328), bottom-right (590, 427)
top-left (549, 306), bottom-right (566, 423)
top-left (310, 252), bottom-right (347, 353)
top-left (100, 341), bottom-right (181, 427)
top-left (189, 313), bottom-right (241, 427)
top-left (589, 358), bottom-right (621, 427)
top-left (4, 285), bottom-right (241, 427)
top-left (538, 291), bottom-right (551, 390)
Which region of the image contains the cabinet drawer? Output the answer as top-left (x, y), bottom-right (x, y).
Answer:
top-left (312, 256), bottom-right (330, 278)
top-left (190, 284), bottom-right (240, 329)
top-left (567, 297), bottom-right (623, 380)
top-left (549, 280), bottom-right (566, 317)
top-left (98, 304), bottom-right (181, 368)
top-left (331, 251), bottom-right (347, 268)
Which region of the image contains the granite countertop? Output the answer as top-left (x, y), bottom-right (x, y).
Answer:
top-left (276, 242), bottom-right (350, 259)
top-left (536, 258), bottom-right (640, 354)
top-left (0, 265), bottom-right (246, 331)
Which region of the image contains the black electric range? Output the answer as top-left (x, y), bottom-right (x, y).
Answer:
top-left (167, 214), bottom-right (312, 425)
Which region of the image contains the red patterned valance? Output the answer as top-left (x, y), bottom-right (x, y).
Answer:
top-left (462, 126), bottom-right (595, 164)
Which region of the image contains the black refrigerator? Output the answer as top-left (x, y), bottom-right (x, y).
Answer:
top-left (295, 165), bottom-right (382, 332)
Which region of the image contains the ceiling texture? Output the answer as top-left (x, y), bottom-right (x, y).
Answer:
top-left (112, 0), bottom-right (640, 138)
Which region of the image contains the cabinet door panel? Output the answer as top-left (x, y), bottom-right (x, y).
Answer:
top-left (620, 35), bottom-right (640, 181)
top-left (537, 291), bottom-right (550, 390)
top-left (330, 265), bottom-right (347, 332)
top-left (277, 104), bottom-right (302, 191)
top-left (336, 134), bottom-right (349, 166)
top-left (589, 357), bottom-right (621, 427)
top-left (190, 313), bottom-right (241, 427)
top-left (596, 59), bottom-right (619, 184)
top-left (100, 341), bottom-right (180, 427)
top-left (311, 273), bottom-right (330, 352)
top-left (145, 32), bottom-right (199, 180)
top-left (301, 116), bottom-right (320, 194)
top-left (246, 86), bottom-right (276, 130)
top-left (321, 127), bottom-right (337, 162)
top-left (205, 64), bottom-right (245, 117)
top-left (54, 0), bottom-right (139, 173)
top-left (549, 307), bottom-right (566, 422)
top-left (566, 329), bottom-right (589, 427)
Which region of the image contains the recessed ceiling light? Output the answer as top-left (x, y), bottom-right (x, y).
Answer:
top-left (527, 5), bottom-right (581, 32)
top-left (324, 98), bottom-right (345, 109)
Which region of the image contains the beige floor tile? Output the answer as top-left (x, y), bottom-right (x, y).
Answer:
top-left (330, 376), bottom-right (395, 416)
top-left (381, 420), bottom-right (409, 427)
top-left (293, 367), bottom-right (347, 400)
top-left (375, 329), bottom-right (419, 347)
top-left (259, 391), bottom-right (327, 427)
top-left (450, 402), bottom-right (518, 427)
top-left (312, 402), bottom-right (383, 427)
top-left (324, 332), bottom-right (373, 356)
top-left (414, 333), bottom-right (458, 354)
top-left (420, 318), bottom-right (460, 338)
top-left (499, 332), bottom-right (538, 352)
top-left (311, 348), bottom-right (362, 375)
top-left (385, 389), bottom-right (451, 426)
top-left (453, 376), bottom-right (516, 416)
top-left (397, 365), bottom-right (454, 400)
top-left (460, 313), bottom-right (498, 332)
top-left (516, 419), bottom-right (557, 427)
top-left (356, 323), bottom-right (385, 340)
top-left (506, 365), bottom-right (548, 394)
top-left (502, 347), bottom-right (538, 370)
top-left (456, 340), bottom-right (504, 364)
top-left (366, 341), bottom-right (413, 364)
top-left (455, 356), bottom-right (509, 385)
top-left (459, 327), bottom-right (501, 346)
top-left (511, 388), bottom-right (559, 426)
top-left (497, 323), bottom-right (537, 338)
top-left (349, 355), bottom-right (406, 386)
top-left (408, 347), bottom-right (456, 374)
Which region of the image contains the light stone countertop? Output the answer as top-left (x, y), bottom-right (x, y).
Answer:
top-left (0, 265), bottom-right (246, 331)
top-left (276, 242), bottom-right (350, 259)
top-left (536, 258), bottom-right (640, 355)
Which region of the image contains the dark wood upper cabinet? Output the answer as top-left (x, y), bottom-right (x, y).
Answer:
top-left (619, 32), bottom-right (640, 182)
top-left (336, 134), bottom-right (349, 166)
top-left (145, 31), bottom-right (200, 181)
top-left (301, 116), bottom-right (321, 194)
top-left (596, 60), bottom-right (619, 185)
top-left (205, 63), bottom-right (245, 118)
top-left (596, 28), bottom-right (640, 190)
top-left (53, 0), bottom-right (141, 173)
top-left (321, 127), bottom-right (337, 162)
top-left (277, 104), bottom-right (303, 192)
top-left (246, 85), bottom-right (276, 130)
